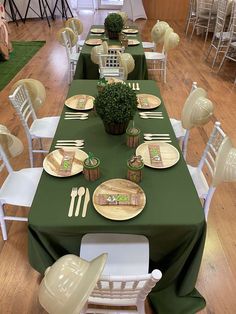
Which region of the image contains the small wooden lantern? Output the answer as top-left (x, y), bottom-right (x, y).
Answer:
top-left (127, 155), bottom-right (144, 183)
top-left (83, 153), bottom-right (100, 181)
top-left (126, 127), bottom-right (140, 148)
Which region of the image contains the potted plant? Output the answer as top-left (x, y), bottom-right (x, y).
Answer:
top-left (94, 83), bottom-right (137, 135)
top-left (104, 13), bottom-right (124, 40)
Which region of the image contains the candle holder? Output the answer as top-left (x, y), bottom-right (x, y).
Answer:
top-left (83, 153), bottom-right (100, 181)
top-left (127, 155), bottom-right (144, 183)
top-left (126, 127), bottom-right (140, 148)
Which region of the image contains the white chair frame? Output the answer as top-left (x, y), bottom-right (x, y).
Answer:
top-left (206, 0), bottom-right (233, 67)
top-left (145, 45), bottom-right (167, 83)
top-left (98, 53), bottom-right (125, 80)
top-left (170, 81), bottom-right (198, 159)
top-left (187, 121), bottom-right (226, 220)
top-left (218, 2), bottom-right (236, 74)
top-left (67, 18), bottom-right (85, 52)
top-left (61, 30), bottom-right (80, 84)
top-left (0, 145), bottom-right (43, 240)
top-left (8, 84), bottom-right (59, 167)
top-left (80, 233), bottom-right (162, 314)
top-left (190, 0), bottom-right (216, 43)
top-left (185, 0), bottom-right (197, 35)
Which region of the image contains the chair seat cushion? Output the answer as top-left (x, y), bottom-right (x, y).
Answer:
top-left (169, 118), bottom-right (186, 139)
top-left (187, 165), bottom-right (209, 199)
top-left (142, 41), bottom-right (155, 49)
top-left (145, 51), bottom-right (165, 60)
top-left (0, 167), bottom-right (43, 207)
top-left (30, 116), bottom-right (59, 138)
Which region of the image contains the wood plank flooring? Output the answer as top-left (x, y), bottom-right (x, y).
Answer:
top-left (0, 9), bottom-right (236, 314)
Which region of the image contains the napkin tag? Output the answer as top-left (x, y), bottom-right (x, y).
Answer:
top-left (139, 96), bottom-right (149, 108)
top-left (148, 144), bottom-right (163, 167)
top-left (59, 151), bottom-right (75, 175)
top-left (96, 193), bottom-right (140, 206)
top-left (76, 96), bottom-right (87, 109)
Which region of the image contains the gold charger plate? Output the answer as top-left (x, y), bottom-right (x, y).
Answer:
top-left (90, 28), bottom-right (105, 34)
top-left (85, 38), bottom-right (103, 46)
top-left (122, 28), bottom-right (138, 34)
top-left (137, 94), bottom-right (161, 109)
top-left (43, 148), bottom-right (88, 177)
top-left (136, 142), bottom-right (180, 169)
top-left (65, 95), bottom-right (95, 110)
top-left (128, 39), bottom-right (140, 46)
top-left (93, 178), bottom-right (146, 221)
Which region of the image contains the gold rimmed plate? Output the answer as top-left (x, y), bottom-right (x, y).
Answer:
top-left (136, 142), bottom-right (180, 169)
top-left (128, 39), bottom-right (140, 46)
top-left (137, 94), bottom-right (161, 109)
top-left (65, 95), bottom-right (95, 110)
top-left (122, 28), bottom-right (138, 34)
top-left (90, 28), bottom-right (105, 34)
top-left (85, 38), bottom-right (103, 46)
top-left (43, 148), bottom-right (88, 177)
top-left (93, 178), bottom-right (146, 221)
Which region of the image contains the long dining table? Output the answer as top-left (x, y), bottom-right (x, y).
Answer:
top-left (74, 25), bottom-right (148, 80)
top-left (28, 79), bottom-right (206, 314)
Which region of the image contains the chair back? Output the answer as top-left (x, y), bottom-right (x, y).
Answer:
top-left (198, 121), bottom-right (226, 173)
top-left (98, 54), bottom-right (125, 79)
top-left (196, 0), bottom-right (215, 17)
top-left (85, 270), bottom-right (162, 313)
top-left (8, 84), bottom-right (37, 139)
top-left (228, 0), bottom-right (236, 42)
top-left (62, 30), bottom-right (74, 60)
top-left (214, 0), bottom-right (229, 34)
top-left (0, 145), bottom-right (12, 175)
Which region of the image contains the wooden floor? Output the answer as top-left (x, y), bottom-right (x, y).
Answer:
top-left (0, 8), bottom-right (236, 314)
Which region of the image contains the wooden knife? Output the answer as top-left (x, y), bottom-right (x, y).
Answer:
top-left (82, 188), bottom-right (90, 218)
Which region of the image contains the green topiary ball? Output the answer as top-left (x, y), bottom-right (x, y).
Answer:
top-left (94, 82), bottom-right (137, 124)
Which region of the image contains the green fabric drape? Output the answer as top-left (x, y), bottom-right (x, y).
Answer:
top-left (74, 26), bottom-right (148, 80)
top-left (28, 80), bottom-right (206, 314)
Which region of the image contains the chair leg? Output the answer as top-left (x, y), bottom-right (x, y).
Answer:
top-left (0, 203), bottom-right (7, 241)
top-left (190, 19), bottom-right (197, 40)
top-left (164, 60), bottom-right (167, 83)
top-left (205, 43), bottom-right (213, 61)
top-left (29, 140), bottom-right (34, 168)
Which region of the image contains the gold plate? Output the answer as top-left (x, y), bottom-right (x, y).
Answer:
top-left (85, 38), bottom-right (103, 46)
top-left (65, 95), bottom-right (95, 110)
top-left (90, 28), bottom-right (105, 34)
top-left (128, 39), bottom-right (140, 46)
top-left (93, 179), bottom-right (146, 221)
top-left (43, 148), bottom-right (88, 177)
top-left (136, 142), bottom-right (180, 169)
top-left (137, 94), bottom-right (161, 109)
top-left (122, 28), bottom-right (138, 34)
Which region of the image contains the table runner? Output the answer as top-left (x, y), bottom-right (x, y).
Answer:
top-left (28, 80), bottom-right (206, 314)
top-left (74, 25), bottom-right (148, 80)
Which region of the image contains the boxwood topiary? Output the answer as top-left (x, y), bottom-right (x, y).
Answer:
top-left (104, 13), bottom-right (124, 34)
top-left (94, 82), bottom-right (137, 125)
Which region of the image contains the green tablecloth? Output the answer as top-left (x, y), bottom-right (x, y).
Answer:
top-left (28, 80), bottom-right (206, 314)
top-left (74, 25), bottom-right (148, 80)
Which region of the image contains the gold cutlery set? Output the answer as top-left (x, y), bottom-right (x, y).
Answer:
top-left (64, 112), bottom-right (89, 120)
top-left (143, 133), bottom-right (172, 143)
top-left (68, 186), bottom-right (90, 218)
top-left (55, 139), bottom-right (84, 149)
top-left (139, 112), bottom-right (164, 119)
top-left (128, 82), bottom-right (140, 91)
